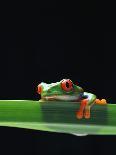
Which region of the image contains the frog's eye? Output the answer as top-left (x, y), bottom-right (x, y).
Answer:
top-left (61, 79), bottom-right (73, 92)
top-left (37, 84), bottom-right (42, 94)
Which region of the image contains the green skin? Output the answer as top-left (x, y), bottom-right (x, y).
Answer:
top-left (39, 79), bottom-right (97, 119)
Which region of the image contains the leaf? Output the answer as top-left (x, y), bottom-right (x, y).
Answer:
top-left (0, 100), bottom-right (115, 135)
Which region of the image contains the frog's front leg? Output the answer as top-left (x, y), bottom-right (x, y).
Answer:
top-left (76, 92), bottom-right (96, 119)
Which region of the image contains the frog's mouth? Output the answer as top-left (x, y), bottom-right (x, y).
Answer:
top-left (41, 94), bottom-right (81, 101)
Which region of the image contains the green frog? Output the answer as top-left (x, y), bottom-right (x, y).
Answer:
top-left (37, 79), bottom-right (107, 119)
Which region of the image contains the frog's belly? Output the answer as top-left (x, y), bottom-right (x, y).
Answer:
top-left (44, 95), bottom-right (81, 101)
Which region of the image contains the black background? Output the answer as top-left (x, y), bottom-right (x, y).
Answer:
top-left (0, 1), bottom-right (116, 155)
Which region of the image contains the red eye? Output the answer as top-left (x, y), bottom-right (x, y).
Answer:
top-left (37, 84), bottom-right (42, 94)
top-left (61, 79), bottom-right (73, 92)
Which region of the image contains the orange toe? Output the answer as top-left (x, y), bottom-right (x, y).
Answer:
top-left (76, 111), bottom-right (83, 119)
top-left (100, 99), bottom-right (107, 104)
top-left (84, 112), bottom-right (90, 119)
top-left (95, 99), bottom-right (101, 104)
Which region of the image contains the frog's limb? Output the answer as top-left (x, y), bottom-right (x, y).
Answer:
top-left (77, 92), bottom-right (96, 119)
top-left (84, 105), bottom-right (91, 119)
top-left (76, 99), bottom-right (88, 119)
top-left (84, 92), bottom-right (97, 119)
top-left (83, 92), bottom-right (97, 119)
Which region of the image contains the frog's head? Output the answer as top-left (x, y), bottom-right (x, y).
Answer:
top-left (37, 79), bottom-right (84, 101)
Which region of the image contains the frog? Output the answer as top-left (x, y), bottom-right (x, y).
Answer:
top-left (37, 79), bottom-right (107, 119)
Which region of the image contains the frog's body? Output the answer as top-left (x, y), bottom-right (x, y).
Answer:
top-left (37, 79), bottom-right (107, 119)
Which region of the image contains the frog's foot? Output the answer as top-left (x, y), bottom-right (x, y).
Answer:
top-left (76, 111), bottom-right (83, 119)
top-left (84, 105), bottom-right (91, 119)
top-left (95, 99), bottom-right (107, 105)
top-left (76, 99), bottom-right (88, 119)
top-left (84, 111), bottom-right (90, 119)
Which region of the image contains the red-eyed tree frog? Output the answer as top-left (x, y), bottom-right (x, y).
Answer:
top-left (37, 79), bottom-right (107, 119)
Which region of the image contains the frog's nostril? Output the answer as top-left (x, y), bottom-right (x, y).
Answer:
top-left (37, 84), bottom-right (42, 94)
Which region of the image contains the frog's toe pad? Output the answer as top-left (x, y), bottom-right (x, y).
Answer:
top-left (76, 111), bottom-right (83, 119)
top-left (100, 99), bottom-right (107, 104)
top-left (95, 99), bottom-right (101, 104)
top-left (84, 112), bottom-right (90, 119)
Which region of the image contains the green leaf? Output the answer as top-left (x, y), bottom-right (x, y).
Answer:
top-left (0, 100), bottom-right (115, 135)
